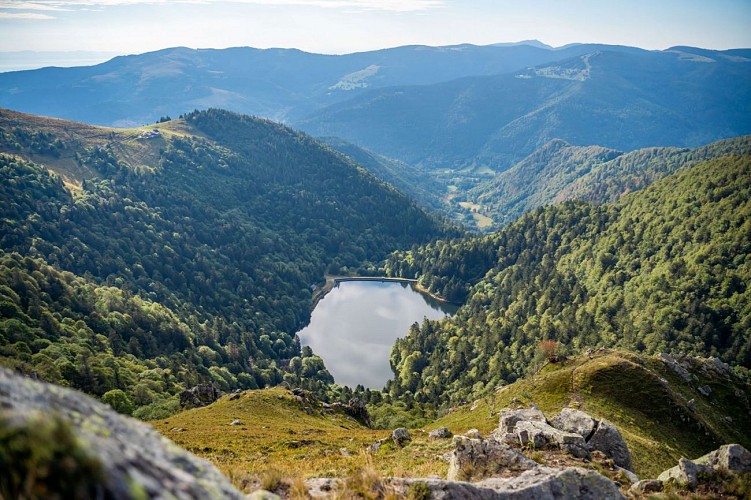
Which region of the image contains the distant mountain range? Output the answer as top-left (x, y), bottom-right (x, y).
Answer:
top-left (298, 47), bottom-right (751, 173)
top-left (0, 42), bottom-right (679, 127)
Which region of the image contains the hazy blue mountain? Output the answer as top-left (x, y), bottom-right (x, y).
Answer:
top-left (297, 47), bottom-right (751, 175)
top-left (0, 42), bottom-right (640, 127)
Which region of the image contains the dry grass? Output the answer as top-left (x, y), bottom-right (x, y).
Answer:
top-left (151, 351), bottom-right (751, 492)
top-left (152, 387), bottom-right (451, 490)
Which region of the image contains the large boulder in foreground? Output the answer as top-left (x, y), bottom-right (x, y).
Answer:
top-left (393, 466), bottom-right (624, 499)
top-left (545, 408), bottom-right (632, 470)
top-left (448, 435), bottom-right (538, 481)
top-left (695, 443), bottom-right (751, 473)
top-left (0, 367), bottom-right (243, 499)
top-left (550, 408), bottom-right (597, 439)
top-left (657, 443), bottom-right (751, 489)
top-left (498, 408), bottom-right (547, 433)
top-left (586, 419), bottom-right (632, 471)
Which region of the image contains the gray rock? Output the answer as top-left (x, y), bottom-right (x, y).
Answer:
top-left (392, 427), bottom-right (411, 447)
top-left (698, 385), bottom-right (712, 397)
top-left (448, 436), bottom-right (538, 481)
top-left (630, 479), bottom-right (663, 494)
top-left (514, 420), bottom-right (590, 459)
top-left (550, 408), bottom-right (597, 439)
top-left (657, 457), bottom-right (707, 488)
top-left (695, 443), bottom-right (751, 473)
top-left (0, 367), bottom-right (244, 499)
top-left (615, 466), bottom-right (639, 485)
top-left (703, 357), bottom-right (734, 379)
top-left (498, 408), bottom-right (547, 433)
top-left (514, 421), bottom-right (548, 449)
top-left (229, 419), bottom-right (242, 426)
top-left (687, 398), bottom-right (697, 412)
top-left (393, 467), bottom-right (623, 499)
top-left (587, 419), bottom-right (632, 470)
top-left (465, 428), bottom-right (483, 439)
top-left (390, 478), bottom-right (498, 500)
top-left (429, 427), bottom-right (453, 439)
top-left (345, 397), bottom-right (372, 428)
top-left (247, 491), bottom-right (281, 500)
top-left (305, 478), bottom-right (340, 498)
top-left (367, 437), bottom-right (388, 453)
top-left (659, 353), bottom-right (693, 383)
top-left (179, 381), bottom-right (220, 408)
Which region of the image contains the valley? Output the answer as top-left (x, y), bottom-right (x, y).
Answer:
top-left (1, 32), bottom-right (750, 499)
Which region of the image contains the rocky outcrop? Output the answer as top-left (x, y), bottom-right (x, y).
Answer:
top-left (346, 397), bottom-right (372, 427)
top-left (658, 457), bottom-right (705, 488)
top-left (392, 427), bottom-right (411, 447)
top-left (498, 408), bottom-right (547, 433)
top-left (514, 420), bottom-right (590, 459)
top-left (695, 443), bottom-right (751, 473)
top-left (550, 408), bottom-right (596, 439)
top-left (429, 427), bottom-right (453, 439)
top-left (392, 466), bottom-right (624, 499)
top-left (305, 477), bottom-right (340, 498)
top-left (630, 479), bottom-right (663, 494)
top-left (655, 444), bottom-right (751, 491)
top-left (466, 428), bottom-right (483, 439)
top-left (367, 437), bottom-right (389, 453)
top-left (0, 367), bottom-right (244, 499)
top-left (498, 407), bottom-right (631, 464)
top-left (586, 419), bottom-right (632, 470)
top-left (448, 436), bottom-right (538, 481)
top-left (329, 397), bottom-right (372, 427)
top-left (179, 382), bottom-right (220, 408)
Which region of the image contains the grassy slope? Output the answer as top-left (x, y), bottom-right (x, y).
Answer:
top-left (433, 350), bottom-right (751, 478)
top-left (153, 350), bottom-right (751, 484)
top-left (0, 108), bottom-right (192, 189)
top-left (152, 388), bottom-right (454, 485)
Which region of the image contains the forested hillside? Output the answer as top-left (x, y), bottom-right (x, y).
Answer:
top-left (385, 154), bottom-right (751, 405)
top-left (464, 135), bottom-right (751, 230)
top-left (0, 108), bottom-right (455, 416)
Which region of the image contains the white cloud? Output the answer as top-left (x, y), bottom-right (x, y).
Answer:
top-left (0, 10), bottom-right (54, 17)
top-left (0, 0), bottom-right (444, 12)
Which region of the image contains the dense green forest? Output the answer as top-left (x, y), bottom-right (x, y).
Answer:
top-left (0, 109), bottom-right (455, 416)
top-left (463, 135), bottom-right (751, 230)
top-left (386, 154), bottom-right (751, 407)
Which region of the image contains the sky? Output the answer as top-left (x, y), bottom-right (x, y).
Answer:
top-left (0, 0), bottom-right (750, 59)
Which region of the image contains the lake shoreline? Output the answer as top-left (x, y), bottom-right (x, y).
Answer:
top-left (311, 274), bottom-right (459, 308)
top-left (300, 278), bottom-right (458, 388)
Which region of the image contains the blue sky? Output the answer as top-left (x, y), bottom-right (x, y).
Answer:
top-left (1, 0), bottom-right (750, 55)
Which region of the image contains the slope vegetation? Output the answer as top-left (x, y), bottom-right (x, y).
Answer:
top-left (386, 154), bottom-right (751, 405)
top-left (149, 350), bottom-right (750, 486)
top-left (0, 108), bottom-right (454, 414)
top-left (434, 350), bottom-right (751, 479)
top-left (465, 135), bottom-right (751, 230)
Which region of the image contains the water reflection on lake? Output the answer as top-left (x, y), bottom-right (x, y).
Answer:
top-left (297, 281), bottom-right (458, 389)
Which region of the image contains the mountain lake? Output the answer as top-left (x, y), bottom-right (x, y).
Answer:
top-left (297, 280), bottom-right (458, 389)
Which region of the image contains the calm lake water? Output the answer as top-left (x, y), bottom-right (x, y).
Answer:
top-left (297, 280), bottom-right (458, 389)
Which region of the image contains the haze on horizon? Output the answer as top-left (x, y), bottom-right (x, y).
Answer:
top-left (0, 0), bottom-right (750, 70)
